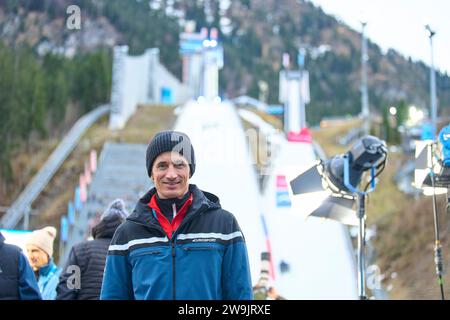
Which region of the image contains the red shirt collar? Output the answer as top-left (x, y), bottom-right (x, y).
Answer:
top-left (148, 193), bottom-right (193, 239)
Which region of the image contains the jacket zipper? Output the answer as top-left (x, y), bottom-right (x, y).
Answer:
top-left (168, 208), bottom-right (206, 300)
top-left (129, 219), bottom-right (178, 299)
top-left (171, 238), bottom-right (176, 300)
top-left (129, 206), bottom-right (210, 300)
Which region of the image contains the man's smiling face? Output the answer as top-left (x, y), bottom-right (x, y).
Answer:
top-left (151, 151), bottom-right (190, 199)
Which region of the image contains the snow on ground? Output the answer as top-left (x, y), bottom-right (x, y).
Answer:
top-left (261, 132), bottom-right (358, 299)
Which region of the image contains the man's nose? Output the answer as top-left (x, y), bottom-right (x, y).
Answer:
top-left (166, 165), bottom-right (177, 178)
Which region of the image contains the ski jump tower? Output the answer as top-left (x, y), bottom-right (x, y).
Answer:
top-left (180, 23), bottom-right (224, 101)
top-left (279, 51), bottom-right (310, 141)
top-left (108, 46), bottom-right (192, 130)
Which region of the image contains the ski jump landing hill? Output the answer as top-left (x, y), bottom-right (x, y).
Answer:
top-left (175, 100), bottom-right (358, 299)
top-left (259, 128), bottom-right (358, 299)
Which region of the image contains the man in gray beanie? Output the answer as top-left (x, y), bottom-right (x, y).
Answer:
top-left (101, 130), bottom-right (253, 300)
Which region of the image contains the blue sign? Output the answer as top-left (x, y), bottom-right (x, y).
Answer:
top-left (0, 229), bottom-right (31, 235)
top-left (68, 201), bottom-right (75, 225)
top-left (180, 39), bottom-right (204, 54)
top-left (161, 87), bottom-right (173, 104)
top-left (267, 105), bottom-right (284, 115)
top-left (74, 187), bottom-right (82, 212)
top-left (61, 216), bottom-right (69, 242)
top-left (297, 49), bottom-right (305, 68)
top-left (276, 191), bottom-right (291, 208)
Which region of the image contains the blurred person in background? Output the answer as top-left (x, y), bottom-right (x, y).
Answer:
top-left (26, 226), bottom-right (60, 300)
top-left (56, 199), bottom-right (128, 300)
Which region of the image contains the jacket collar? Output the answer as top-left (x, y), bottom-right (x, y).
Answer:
top-left (92, 214), bottom-right (123, 239)
top-left (39, 259), bottom-right (57, 277)
top-left (127, 184), bottom-right (221, 227)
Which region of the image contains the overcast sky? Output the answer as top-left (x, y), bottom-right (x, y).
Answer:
top-left (307, 0), bottom-right (449, 74)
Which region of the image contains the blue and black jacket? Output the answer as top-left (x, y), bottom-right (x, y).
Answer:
top-left (100, 184), bottom-right (253, 300)
top-left (0, 232), bottom-right (42, 300)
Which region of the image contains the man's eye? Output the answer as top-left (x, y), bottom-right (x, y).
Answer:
top-left (175, 163), bottom-right (186, 169)
top-left (157, 163), bottom-right (168, 169)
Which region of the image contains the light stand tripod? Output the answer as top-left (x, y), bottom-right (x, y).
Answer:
top-left (344, 156), bottom-right (378, 300)
top-left (428, 142), bottom-right (446, 300)
top-left (356, 192), bottom-right (368, 299)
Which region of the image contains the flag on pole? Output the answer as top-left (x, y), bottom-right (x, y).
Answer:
top-left (84, 162), bottom-right (91, 185)
top-left (282, 52), bottom-right (290, 69)
top-left (68, 201), bottom-right (75, 225)
top-left (74, 187), bottom-right (82, 211)
top-left (90, 149), bottom-right (97, 173)
top-left (80, 174), bottom-right (87, 203)
top-left (61, 216), bottom-right (69, 242)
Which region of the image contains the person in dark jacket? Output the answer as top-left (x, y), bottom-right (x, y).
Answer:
top-left (0, 231), bottom-right (42, 300)
top-left (100, 130), bottom-right (253, 300)
top-left (56, 199), bottom-right (129, 300)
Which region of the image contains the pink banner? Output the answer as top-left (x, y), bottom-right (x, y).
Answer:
top-left (79, 174), bottom-right (87, 203)
top-left (84, 162), bottom-right (91, 185)
top-left (287, 128), bottom-right (312, 143)
top-left (282, 52), bottom-right (290, 69)
top-left (90, 149), bottom-right (97, 173)
top-left (276, 175), bottom-right (287, 189)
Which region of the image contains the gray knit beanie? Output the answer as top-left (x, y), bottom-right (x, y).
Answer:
top-left (146, 131), bottom-right (196, 178)
top-left (101, 199), bottom-right (129, 220)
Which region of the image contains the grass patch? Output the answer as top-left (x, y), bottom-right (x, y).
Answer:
top-left (311, 118), bottom-right (362, 156)
top-left (247, 107), bottom-right (283, 131)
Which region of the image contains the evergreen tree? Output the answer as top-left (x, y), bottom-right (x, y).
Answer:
top-left (43, 54), bottom-right (69, 125)
top-left (0, 43), bottom-right (112, 182)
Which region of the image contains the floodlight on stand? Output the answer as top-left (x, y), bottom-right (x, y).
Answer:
top-left (289, 135), bottom-right (388, 299)
top-left (290, 135), bottom-right (387, 223)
